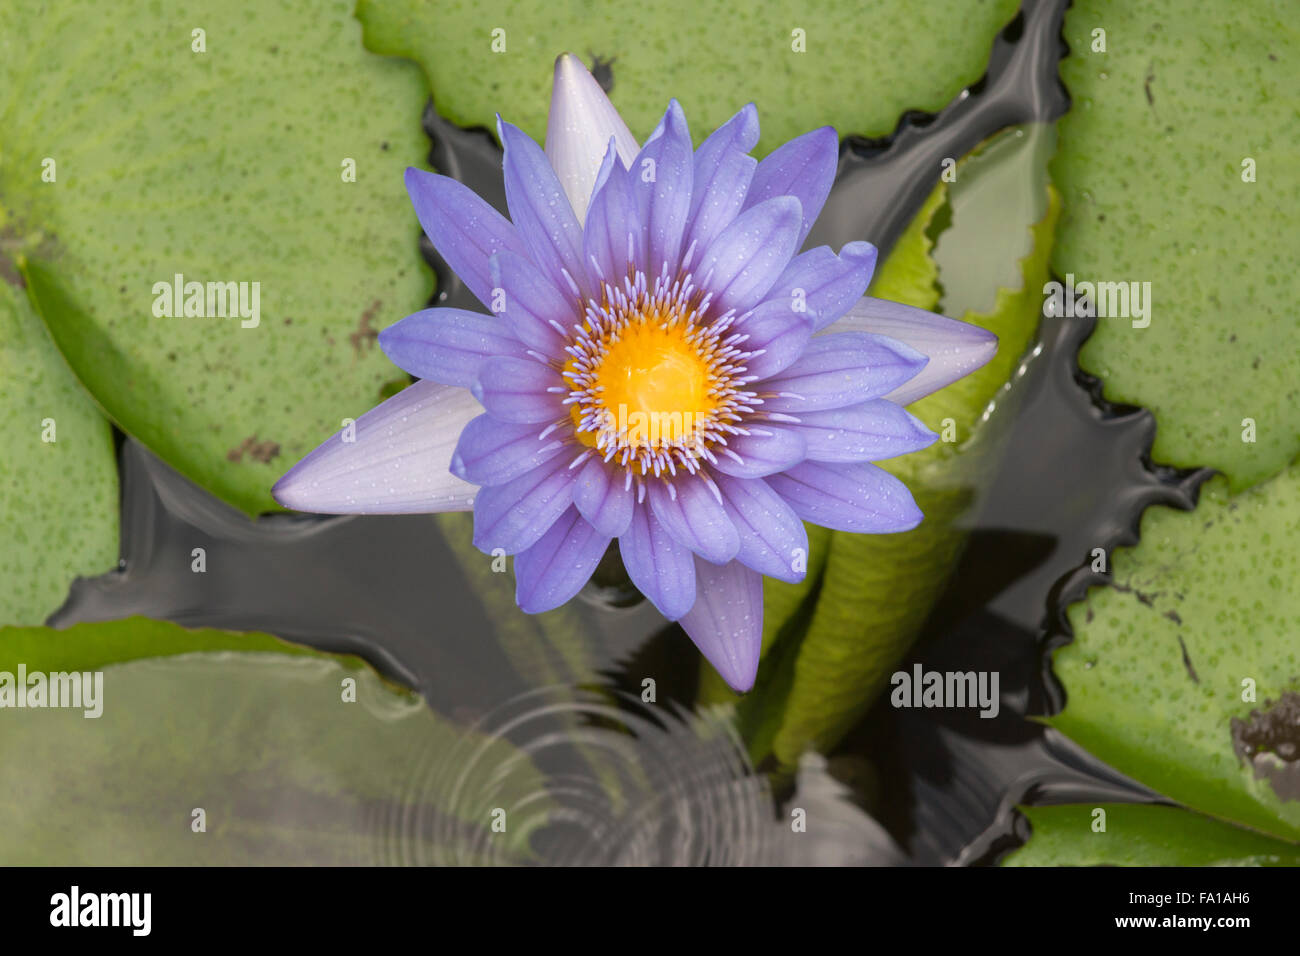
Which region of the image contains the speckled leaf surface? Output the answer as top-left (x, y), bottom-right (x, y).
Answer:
top-left (357, 0), bottom-right (1019, 154)
top-left (1050, 464), bottom-right (1300, 843)
top-left (0, 281), bottom-right (117, 625)
top-left (1004, 804), bottom-right (1300, 866)
top-left (1055, 0), bottom-right (1300, 489)
top-left (0, 0), bottom-right (431, 516)
top-left (0, 617), bottom-right (549, 864)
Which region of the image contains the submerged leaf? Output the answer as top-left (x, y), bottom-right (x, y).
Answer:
top-left (0, 617), bottom-right (551, 864)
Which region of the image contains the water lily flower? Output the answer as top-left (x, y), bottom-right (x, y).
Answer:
top-left (273, 54), bottom-right (996, 692)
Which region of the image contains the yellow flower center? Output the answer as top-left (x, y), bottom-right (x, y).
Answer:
top-left (574, 318), bottom-right (718, 449)
top-left (560, 271), bottom-right (757, 477)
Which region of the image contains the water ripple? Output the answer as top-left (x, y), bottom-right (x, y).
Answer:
top-left (377, 686), bottom-right (772, 866)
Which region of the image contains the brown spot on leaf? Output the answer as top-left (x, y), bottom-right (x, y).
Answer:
top-left (0, 258), bottom-right (22, 288)
top-left (0, 227), bottom-right (27, 288)
top-left (1, 225), bottom-right (59, 289)
top-left (1177, 635), bottom-right (1199, 683)
top-left (350, 299), bottom-right (382, 355)
top-left (1231, 691), bottom-right (1300, 801)
top-left (227, 435), bottom-right (281, 464)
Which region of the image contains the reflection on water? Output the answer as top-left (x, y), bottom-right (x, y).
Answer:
top-left (394, 687), bottom-right (773, 865)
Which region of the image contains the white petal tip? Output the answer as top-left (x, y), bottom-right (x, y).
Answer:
top-left (545, 51), bottom-right (639, 225)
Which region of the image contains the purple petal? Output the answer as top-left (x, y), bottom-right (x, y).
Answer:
top-left (378, 308), bottom-right (530, 389)
top-left (573, 456), bottom-right (635, 537)
top-left (733, 302), bottom-right (813, 380)
top-left (695, 195), bottom-right (803, 316)
top-left (683, 103), bottom-right (759, 257)
top-left (490, 250), bottom-right (575, 353)
top-left (678, 558), bottom-right (763, 692)
top-left (499, 118), bottom-right (590, 300)
top-left (450, 415), bottom-right (567, 486)
top-left (618, 503), bottom-right (696, 620)
top-left (472, 457), bottom-right (578, 554)
top-left (711, 425), bottom-right (806, 479)
top-left (762, 242), bottom-right (878, 331)
top-left (471, 356), bottom-right (566, 424)
top-left (544, 53), bottom-right (639, 223)
top-left (404, 168), bottom-right (529, 311)
top-left (758, 332), bottom-right (928, 412)
top-left (766, 459), bottom-right (923, 533)
top-left (272, 381), bottom-right (479, 515)
top-left (631, 100), bottom-right (693, 278)
top-left (647, 478), bottom-right (740, 564)
top-left (714, 474), bottom-right (808, 583)
top-left (743, 126), bottom-right (838, 247)
top-left (789, 399), bottom-right (937, 462)
top-left (514, 506), bottom-right (611, 613)
top-left (825, 297), bottom-right (998, 407)
top-left (582, 140), bottom-right (642, 288)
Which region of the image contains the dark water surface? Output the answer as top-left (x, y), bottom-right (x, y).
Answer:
top-left (51, 0), bottom-right (1210, 864)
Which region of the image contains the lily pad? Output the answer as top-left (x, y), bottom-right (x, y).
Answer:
top-left (0, 617), bottom-right (549, 864)
top-left (0, 0), bottom-right (432, 516)
top-left (1051, 464), bottom-right (1300, 843)
top-left (753, 126), bottom-right (1061, 768)
top-left (0, 280), bottom-right (117, 625)
top-left (1004, 804), bottom-right (1300, 866)
top-left (357, 0), bottom-right (1020, 154)
top-left (1054, 0), bottom-right (1300, 489)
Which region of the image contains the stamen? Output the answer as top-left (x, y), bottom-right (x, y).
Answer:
top-left (559, 266), bottom-right (764, 479)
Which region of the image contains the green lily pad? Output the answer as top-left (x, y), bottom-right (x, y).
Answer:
top-left (1054, 0), bottom-right (1300, 489)
top-left (0, 280), bottom-right (117, 625)
top-left (0, 0), bottom-right (432, 516)
top-left (1004, 804), bottom-right (1300, 866)
top-left (0, 617), bottom-right (550, 864)
top-left (357, 0), bottom-right (1019, 154)
top-left (1052, 464), bottom-right (1300, 843)
top-left (751, 125), bottom-right (1060, 768)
